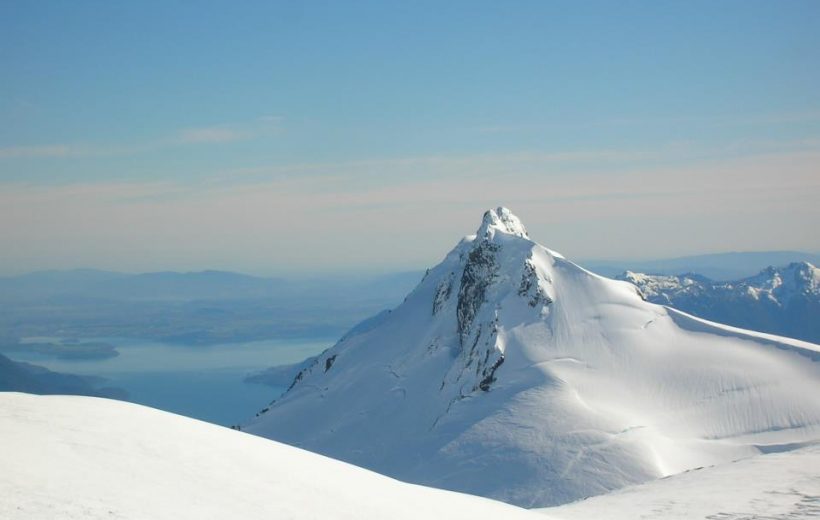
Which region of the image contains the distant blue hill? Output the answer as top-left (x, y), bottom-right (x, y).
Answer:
top-left (0, 269), bottom-right (283, 302)
top-left (0, 353), bottom-right (126, 398)
top-left (0, 269), bottom-right (424, 303)
top-left (0, 269), bottom-right (423, 344)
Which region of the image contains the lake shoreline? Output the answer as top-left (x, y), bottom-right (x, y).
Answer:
top-left (3, 335), bottom-right (334, 426)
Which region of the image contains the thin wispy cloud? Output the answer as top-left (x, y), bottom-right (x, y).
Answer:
top-left (175, 116), bottom-right (282, 144)
top-left (469, 109), bottom-right (820, 135)
top-left (0, 116), bottom-right (282, 160)
top-left (0, 145), bottom-right (77, 159)
top-left (177, 126), bottom-right (248, 144)
top-left (199, 134), bottom-right (820, 192)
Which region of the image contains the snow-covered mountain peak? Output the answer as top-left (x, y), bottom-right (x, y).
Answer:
top-left (476, 206), bottom-right (529, 240)
top-left (247, 208), bottom-right (820, 508)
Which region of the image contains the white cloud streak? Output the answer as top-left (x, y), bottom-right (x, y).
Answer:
top-left (0, 145), bottom-right (77, 159)
top-left (176, 127), bottom-right (248, 144)
top-left (469, 109), bottom-right (820, 135)
top-left (0, 116), bottom-right (282, 160)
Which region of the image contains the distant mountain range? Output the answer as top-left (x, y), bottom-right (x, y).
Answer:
top-left (0, 268), bottom-right (423, 303)
top-left (0, 270), bottom-right (423, 345)
top-left (583, 250), bottom-right (820, 281)
top-left (0, 269), bottom-right (294, 302)
top-left (5, 249), bottom-right (820, 301)
top-left (1, 250), bottom-right (817, 346)
top-left (618, 262), bottom-right (820, 344)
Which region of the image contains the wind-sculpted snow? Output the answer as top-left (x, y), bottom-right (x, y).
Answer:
top-left (0, 393), bottom-right (540, 520)
top-left (246, 207), bottom-right (820, 508)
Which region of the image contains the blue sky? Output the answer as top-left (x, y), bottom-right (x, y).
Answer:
top-left (2, 1), bottom-right (819, 275)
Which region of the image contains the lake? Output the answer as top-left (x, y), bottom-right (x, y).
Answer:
top-left (7, 336), bottom-right (334, 426)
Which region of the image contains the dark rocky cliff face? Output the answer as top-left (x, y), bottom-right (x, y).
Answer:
top-left (457, 241), bottom-right (501, 346)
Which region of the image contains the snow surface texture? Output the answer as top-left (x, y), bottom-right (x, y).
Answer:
top-left (246, 207), bottom-right (820, 508)
top-left (0, 392), bottom-right (539, 520)
top-left (620, 262), bottom-right (820, 343)
top-left (538, 444), bottom-right (820, 519)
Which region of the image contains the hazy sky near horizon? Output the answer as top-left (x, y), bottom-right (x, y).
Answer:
top-left (2, 1), bottom-right (819, 275)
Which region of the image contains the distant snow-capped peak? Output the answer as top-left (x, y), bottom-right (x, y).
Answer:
top-left (620, 261), bottom-right (820, 343)
top-left (622, 261), bottom-right (820, 305)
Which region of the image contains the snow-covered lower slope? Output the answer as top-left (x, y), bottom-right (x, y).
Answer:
top-left (246, 207), bottom-right (820, 508)
top-left (0, 392), bottom-right (539, 520)
top-left (538, 444), bottom-right (820, 519)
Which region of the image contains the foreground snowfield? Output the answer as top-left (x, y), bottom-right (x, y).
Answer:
top-left (246, 207), bottom-right (820, 507)
top-left (3, 392), bottom-right (818, 519)
top-left (539, 444), bottom-right (820, 519)
top-left (0, 393), bottom-right (539, 520)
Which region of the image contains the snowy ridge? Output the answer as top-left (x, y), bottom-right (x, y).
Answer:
top-left (0, 393), bottom-right (539, 520)
top-left (246, 207), bottom-right (820, 507)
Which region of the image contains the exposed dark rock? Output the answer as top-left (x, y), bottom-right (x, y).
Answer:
top-left (457, 241), bottom-right (500, 345)
top-left (478, 355), bottom-right (505, 391)
top-left (433, 273), bottom-right (454, 315)
top-left (287, 367), bottom-right (308, 392)
top-left (518, 258), bottom-right (553, 307)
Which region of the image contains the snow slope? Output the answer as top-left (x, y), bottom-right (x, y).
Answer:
top-left (246, 207), bottom-right (820, 507)
top-left (0, 392), bottom-right (540, 520)
top-left (538, 444), bottom-right (820, 519)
